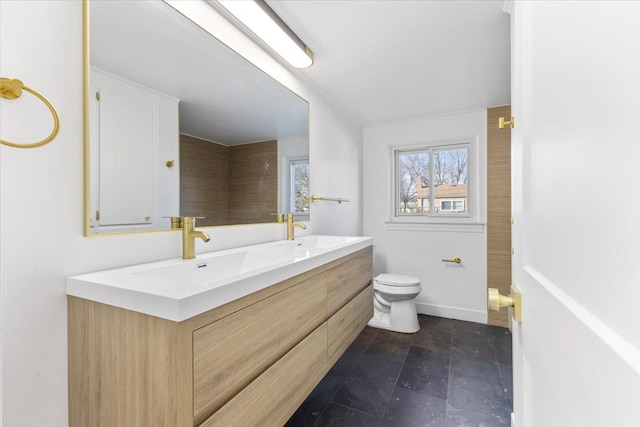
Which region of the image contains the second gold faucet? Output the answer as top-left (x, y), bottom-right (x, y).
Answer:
top-left (181, 217), bottom-right (210, 259)
top-left (286, 213), bottom-right (306, 241)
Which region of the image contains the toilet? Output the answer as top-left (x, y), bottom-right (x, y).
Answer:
top-left (368, 273), bottom-right (421, 333)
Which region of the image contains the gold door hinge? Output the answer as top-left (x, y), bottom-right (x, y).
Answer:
top-left (96, 91), bottom-right (100, 101)
top-left (95, 210), bottom-right (101, 221)
top-left (498, 116), bottom-right (515, 129)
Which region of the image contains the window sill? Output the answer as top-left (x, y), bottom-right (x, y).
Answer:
top-left (385, 221), bottom-right (485, 233)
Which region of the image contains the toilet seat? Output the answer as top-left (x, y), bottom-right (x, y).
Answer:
top-left (373, 282), bottom-right (422, 295)
top-left (375, 273), bottom-right (420, 287)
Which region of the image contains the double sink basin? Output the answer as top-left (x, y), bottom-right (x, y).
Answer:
top-left (67, 235), bottom-right (373, 321)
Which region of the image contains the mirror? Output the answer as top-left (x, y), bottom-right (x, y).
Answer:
top-left (84, 0), bottom-right (309, 235)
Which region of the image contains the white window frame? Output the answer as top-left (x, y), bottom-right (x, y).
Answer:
top-left (387, 136), bottom-right (484, 232)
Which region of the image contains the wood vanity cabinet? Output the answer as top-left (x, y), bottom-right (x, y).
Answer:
top-left (68, 246), bottom-right (373, 427)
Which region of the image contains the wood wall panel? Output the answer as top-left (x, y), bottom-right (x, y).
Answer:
top-left (228, 140), bottom-right (278, 224)
top-left (487, 106), bottom-right (512, 327)
top-left (179, 134), bottom-right (229, 226)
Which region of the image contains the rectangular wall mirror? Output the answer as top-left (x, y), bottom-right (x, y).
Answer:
top-left (83, 0), bottom-right (310, 236)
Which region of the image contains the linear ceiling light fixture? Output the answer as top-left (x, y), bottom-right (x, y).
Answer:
top-left (214, 0), bottom-right (314, 69)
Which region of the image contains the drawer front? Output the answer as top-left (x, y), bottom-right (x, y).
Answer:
top-left (200, 323), bottom-right (329, 427)
top-left (193, 277), bottom-right (327, 425)
top-left (328, 284), bottom-right (373, 364)
top-left (326, 247), bottom-right (373, 316)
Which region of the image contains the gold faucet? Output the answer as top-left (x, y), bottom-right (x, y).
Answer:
top-left (181, 217), bottom-right (210, 259)
top-left (286, 213), bottom-right (306, 241)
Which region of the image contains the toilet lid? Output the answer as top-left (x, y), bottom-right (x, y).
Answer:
top-left (375, 273), bottom-right (421, 287)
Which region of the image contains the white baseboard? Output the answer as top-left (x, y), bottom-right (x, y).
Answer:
top-left (415, 302), bottom-right (486, 324)
top-left (511, 412), bottom-right (516, 427)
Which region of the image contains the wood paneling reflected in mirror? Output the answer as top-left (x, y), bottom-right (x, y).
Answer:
top-left (179, 135), bottom-right (230, 227)
top-left (180, 137), bottom-right (278, 227)
top-left (83, 0), bottom-right (309, 236)
top-left (228, 141), bottom-right (278, 225)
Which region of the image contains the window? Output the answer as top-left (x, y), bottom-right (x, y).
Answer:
top-left (389, 137), bottom-right (480, 229)
top-left (440, 200), bottom-right (465, 212)
top-left (289, 159), bottom-right (309, 215)
top-left (396, 144), bottom-right (468, 216)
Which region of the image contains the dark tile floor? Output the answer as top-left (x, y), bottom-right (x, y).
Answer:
top-left (286, 315), bottom-right (512, 427)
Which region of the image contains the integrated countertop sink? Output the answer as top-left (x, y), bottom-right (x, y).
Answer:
top-left (66, 235), bottom-right (373, 321)
top-left (277, 235), bottom-right (363, 249)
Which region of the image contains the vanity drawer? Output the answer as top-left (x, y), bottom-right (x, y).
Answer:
top-left (326, 247), bottom-right (373, 316)
top-left (193, 276), bottom-right (327, 425)
top-left (200, 323), bottom-right (328, 427)
top-left (328, 284), bottom-right (373, 364)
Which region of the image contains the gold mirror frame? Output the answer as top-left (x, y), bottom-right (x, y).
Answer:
top-left (82, 0), bottom-right (91, 235)
top-left (82, 0), bottom-right (310, 237)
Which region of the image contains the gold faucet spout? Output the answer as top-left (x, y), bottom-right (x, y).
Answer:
top-left (181, 217), bottom-right (211, 259)
top-left (191, 230), bottom-right (211, 242)
top-left (286, 213), bottom-right (306, 241)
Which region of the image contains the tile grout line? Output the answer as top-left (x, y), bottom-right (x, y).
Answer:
top-left (444, 324), bottom-right (454, 426)
top-left (494, 330), bottom-right (513, 408)
top-left (314, 327), bottom-right (381, 427)
top-left (381, 332), bottom-right (413, 424)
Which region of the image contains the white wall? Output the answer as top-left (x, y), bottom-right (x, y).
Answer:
top-left (363, 109), bottom-right (487, 323)
top-left (0, 1), bottom-right (362, 426)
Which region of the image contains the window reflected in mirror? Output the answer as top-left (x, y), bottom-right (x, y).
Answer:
top-left (290, 160), bottom-right (310, 216)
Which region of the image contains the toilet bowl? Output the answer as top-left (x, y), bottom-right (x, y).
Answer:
top-left (368, 273), bottom-right (421, 333)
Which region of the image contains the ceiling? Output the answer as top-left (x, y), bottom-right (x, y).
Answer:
top-left (90, 1), bottom-right (511, 139)
top-left (91, 0), bottom-right (308, 145)
top-left (267, 0), bottom-right (511, 125)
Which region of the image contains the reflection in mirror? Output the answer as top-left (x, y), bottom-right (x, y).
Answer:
top-left (85, 0), bottom-right (309, 235)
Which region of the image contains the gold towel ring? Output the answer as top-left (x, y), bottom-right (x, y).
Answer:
top-left (0, 77), bottom-right (60, 149)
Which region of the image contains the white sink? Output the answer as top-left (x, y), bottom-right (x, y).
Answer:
top-left (67, 235), bottom-right (373, 321)
top-left (282, 235), bottom-right (364, 249)
top-left (133, 249), bottom-right (297, 286)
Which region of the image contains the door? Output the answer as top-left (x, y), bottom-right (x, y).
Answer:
top-left (509, 2), bottom-right (640, 426)
top-left (96, 86), bottom-right (154, 228)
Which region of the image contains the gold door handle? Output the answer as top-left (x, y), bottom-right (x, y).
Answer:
top-left (442, 257), bottom-right (461, 264)
top-left (488, 286), bottom-right (522, 322)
